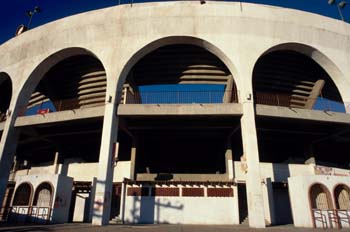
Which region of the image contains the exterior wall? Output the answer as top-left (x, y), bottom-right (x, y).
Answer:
top-left (288, 175), bottom-right (350, 228)
top-left (72, 192), bottom-right (90, 222)
top-left (0, 1), bottom-right (350, 227)
top-left (122, 185), bottom-right (239, 225)
top-left (13, 174), bottom-right (73, 223)
top-left (52, 176), bottom-right (73, 223)
top-left (234, 162), bottom-right (315, 182)
top-left (13, 161), bottom-right (131, 183)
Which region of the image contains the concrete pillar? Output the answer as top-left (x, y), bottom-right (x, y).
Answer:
top-left (223, 75), bottom-right (234, 103)
top-left (92, 100), bottom-right (118, 225)
top-left (240, 101), bottom-right (266, 228)
top-left (0, 116), bottom-right (19, 211)
top-left (53, 151), bottom-right (60, 174)
top-left (130, 140), bottom-right (137, 180)
top-left (262, 178), bottom-right (275, 225)
top-left (225, 140), bottom-right (234, 180)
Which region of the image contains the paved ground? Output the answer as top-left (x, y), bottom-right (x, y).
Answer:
top-left (0, 224), bottom-right (343, 232)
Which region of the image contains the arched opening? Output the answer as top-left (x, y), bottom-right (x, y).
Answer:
top-left (309, 183), bottom-right (334, 228)
top-left (253, 50), bottom-right (344, 112)
top-left (117, 40), bottom-right (242, 182)
top-left (334, 185), bottom-right (350, 210)
top-left (24, 55), bottom-right (106, 115)
top-left (0, 72), bottom-right (12, 122)
top-left (120, 44), bottom-right (238, 104)
top-left (253, 47), bottom-right (350, 168)
top-left (12, 183), bottom-right (32, 206)
top-left (13, 49), bottom-right (104, 182)
top-left (309, 184), bottom-right (333, 210)
top-left (33, 182), bottom-right (53, 207)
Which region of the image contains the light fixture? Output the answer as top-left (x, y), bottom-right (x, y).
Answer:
top-left (200, 0), bottom-right (206, 4)
top-left (328, 0), bottom-right (348, 22)
top-left (339, 1), bottom-right (347, 8)
top-left (25, 6), bottom-right (42, 29)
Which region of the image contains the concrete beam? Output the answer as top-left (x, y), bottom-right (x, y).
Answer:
top-left (14, 106), bottom-right (105, 127)
top-left (136, 173), bottom-right (229, 182)
top-left (117, 103), bottom-right (242, 116)
top-left (255, 104), bottom-right (350, 124)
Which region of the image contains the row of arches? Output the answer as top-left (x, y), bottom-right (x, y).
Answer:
top-left (0, 37), bottom-right (347, 123)
top-left (309, 183), bottom-right (350, 228)
top-left (12, 182), bottom-right (53, 208)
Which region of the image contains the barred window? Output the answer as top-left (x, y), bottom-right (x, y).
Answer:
top-left (334, 185), bottom-right (350, 210)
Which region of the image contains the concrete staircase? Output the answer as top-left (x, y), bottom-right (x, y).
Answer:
top-left (241, 216), bottom-right (249, 225)
top-left (109, 216), bottom-right (123, 225)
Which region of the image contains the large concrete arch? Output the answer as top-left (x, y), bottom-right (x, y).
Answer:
top-left (0, 1), bottom-right (349, 228)
top-left (13, 47), bottom-right (107, 117)
top-left (116, 36), bottom-right (241, 102)
top-left (252, 42), bottom-right (350, 106)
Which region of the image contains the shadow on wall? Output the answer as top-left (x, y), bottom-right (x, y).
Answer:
top-left (6, 207), bottom-right (52, 225)
top-left (272, 164), bottom-right (293, 225)
top-left (127, 186), bottom-right (184, 224)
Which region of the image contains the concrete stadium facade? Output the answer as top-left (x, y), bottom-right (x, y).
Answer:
top-left (0, 1), bottom-right (349, 229)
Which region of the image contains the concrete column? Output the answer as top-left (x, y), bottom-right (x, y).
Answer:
top-left (225, 140), bottom-right (234, 180)
top-left (130, 140), bottom-right (137, 180)
top-left (53, 151), bottom-right (60, 174)
top-left (92, 101), bottom-right (118, 225)
top-left (0, 116), bottom-right (19, 211)
top-left (262, 178), bottom-right (275, 225)
top-left (223, 75), bottom-right (234, 103)
top-left (240, 101), bottom-right (266, 228)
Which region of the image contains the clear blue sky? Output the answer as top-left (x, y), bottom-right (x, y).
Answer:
top-left (0, 0), bottom-right (349, 45)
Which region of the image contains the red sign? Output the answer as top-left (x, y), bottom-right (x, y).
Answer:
top-left (37, 108), bottom-right (50, 114)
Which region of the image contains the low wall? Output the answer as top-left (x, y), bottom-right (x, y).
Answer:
top-left (122, 184), bottom-right (239, 224)
top-left (288, 175), bottom-right (350, 228)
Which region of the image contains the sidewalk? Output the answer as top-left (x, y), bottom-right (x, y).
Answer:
top-left (0, 223), bottom-right (340, 232)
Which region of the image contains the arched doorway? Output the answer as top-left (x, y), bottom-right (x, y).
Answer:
top-left (28, 182), bottom-right (54, 222)
top-left (310, 184), bottom-right (333, 210)
top-left (334, 184), bottom-right (350, 228)
top-left (309, 183), bottom-right (334, 228)
top-left (10, 183), bottom-right (33, 222)
top-left (33, 182), bottom-right (53, 207)
top-left (12, 183), bottom-right (32, 206)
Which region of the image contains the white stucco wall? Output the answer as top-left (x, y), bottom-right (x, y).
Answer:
top-left (234, 161), bottom-right (315, 182)
top-left (123, 186), bottom-right (239, 225)
top-left (288, 175), bottom-right (350, 228)
top-left (1, 1), bottom-right (350, 227)
top-left (13, 174), bottom-right (73, 223)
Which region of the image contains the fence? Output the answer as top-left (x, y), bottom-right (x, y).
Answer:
top-left (2, 91), bottom-right (349, 119)
top-left (255, 92), bottom-right (348, 113)
top-left (122, 90), bottom-right (238, 104)
top-left (312, 209), bottom-right (350, 229)
top-left (5, 206), bottom-right (52, 224)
